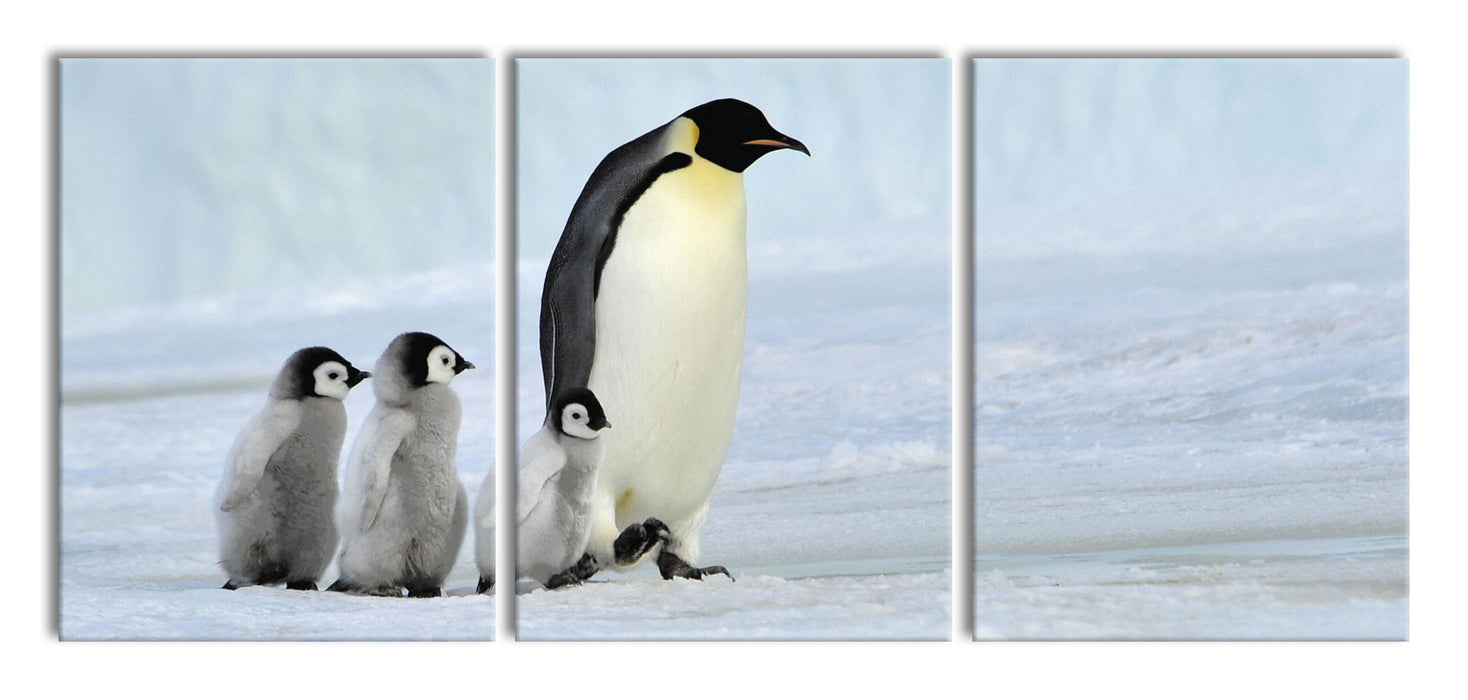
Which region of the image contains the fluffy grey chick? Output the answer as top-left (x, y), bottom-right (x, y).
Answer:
top-left (329, 332), bottom-right (474, 598)
top-left (215, 346), bottom-right (370, 591)
top-left (474, 387), bottom-right (610, 593)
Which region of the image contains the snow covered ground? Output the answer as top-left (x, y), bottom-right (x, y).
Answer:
top-left (971, 59), bottom-right (1409, 639)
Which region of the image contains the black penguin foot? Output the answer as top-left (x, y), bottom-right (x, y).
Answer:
top-left (327, 579), bottom-right (403, 597)
top-left (566, 552), bottom-right (602, 582)
top-left (613, 518), bottom-right (670, 565)
top-left (222, 580), bottom-right (242, 590)
top-left (657, 550), bottom-right (734, 582)
top-left (254, 564), bottom-right (288, 587)
top-left (285, 580), bottom-right (318, 591)
top-left (544, 570), bottom-right (583, 590)
top-left (544, 553), bottom-right (601, 589)
top-left (476, 576), bottom-right (494, 594)
top-left (405, 586), bottom-right (442, 598)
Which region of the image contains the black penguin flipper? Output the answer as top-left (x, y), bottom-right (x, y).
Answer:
top-left (538, 280), bottom-right (598, 412)
top-left (538, 123), bottom-right (694, 408)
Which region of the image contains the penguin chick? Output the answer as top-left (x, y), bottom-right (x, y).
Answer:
top-left (538, 98), bottom-right (806, 582)
top-left (474, 387), bottom-right (610, 593)
top-left (215, 346), bottom-right (370, 591)
top-left (328, 332), bottom-right (474, 598)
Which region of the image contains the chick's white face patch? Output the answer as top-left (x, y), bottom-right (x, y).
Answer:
top-left (561, 402), bottom-right (602, 440)
top-left (312, 361), bottom-right (353, 400)
top-left (425, 345), bottom-right (459, 385)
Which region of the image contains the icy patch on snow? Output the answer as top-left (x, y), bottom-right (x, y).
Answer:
top-left (974, 537), bottom-right (1406, 640)
top-left (821, 439), bottom-right (949, 477)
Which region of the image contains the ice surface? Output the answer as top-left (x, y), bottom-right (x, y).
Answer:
top-left (972, 58), bottom-right (1408, 639)
top-left (975, 537), bottom-right (1406, 640)
top-left (517, 570), bottom-right (951, 641)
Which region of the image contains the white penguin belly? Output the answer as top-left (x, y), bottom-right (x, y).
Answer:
top-left (588, 158), bottom-right (747, 531)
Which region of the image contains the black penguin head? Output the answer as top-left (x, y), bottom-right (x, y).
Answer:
top-left (551, 387), bottom-right (610, 440)
top-left (386, 332), bottom-right (474, 388)
top-left (679, 98), bottom-right (810, 173)
top-left (273, 346), bottom-right (370, 401)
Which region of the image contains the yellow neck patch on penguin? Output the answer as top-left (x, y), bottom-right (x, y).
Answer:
top-left (664, 116), bottom-right (699, 155)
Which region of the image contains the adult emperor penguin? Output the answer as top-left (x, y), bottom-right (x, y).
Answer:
top-left (539, 98), bottom-right (807, 581)
top-left (328, 332), bottom-right (474, 597)
top-left (474, 387), bottom-right (610, 593)
top-left (215, 346), bottom-right (370, 591)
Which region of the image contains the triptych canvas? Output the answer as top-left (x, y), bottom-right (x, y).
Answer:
top-left (57, 57), bottom-right (1407, 641)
